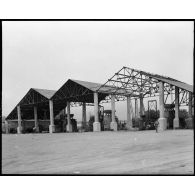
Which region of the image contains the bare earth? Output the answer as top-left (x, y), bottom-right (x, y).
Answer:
top-left (2, 130), bottom-right (194, 175)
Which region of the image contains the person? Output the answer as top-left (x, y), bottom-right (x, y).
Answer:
top-left (154, 120), bottom-right (159, 133)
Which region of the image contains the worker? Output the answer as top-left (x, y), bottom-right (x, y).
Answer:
top-left (154, 120), bottom-right (159, 133)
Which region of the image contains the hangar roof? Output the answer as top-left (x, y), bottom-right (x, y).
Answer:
top-left (6, 79), bottom-right (112, 120)
top-left (51, 79), bottom-right (108, 103)
top-left (150, 76), bottom-right (193, 92)
top-left (32, 88), bottom-right (56, 99)
top-left (70, 79), bottom-right (104, 91)
top-left (124, 67), bottom-right (193, 93)
top-left (98, 66), bottom-right (193, 97)
top-left (6, 67), bottom-right (193, 120)
top-left (6, 88), bottom-right (66, 120)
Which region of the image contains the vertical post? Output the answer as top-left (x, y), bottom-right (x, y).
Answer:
top-left (185, 92), bottom-right (193, 129)
top-left (134, 98), bottom-right (137, 119)
top-left (5, 120), bottom-right (9, 134)
top-left (126, 96), bottom-right (132, 130)
top-left (158, 82), bottom-right (167, 132)
top-left (139, 94), bottom-right (144, 130)
top-left (49, 100), bottom-right (55, 133)
top-left (17, 105), bottom-right (22, 134)
top-left (64, 107), bottom-right (66, 116)
top-left (140, 96), bottom-right (144, 116)
top-left (173, 86), bottom-right (180, 129)
top-left (63, 107), bottom-right (66, 132)
top-left (66, 101), bottom-right (72, 132)
top-left (34, 106), bottom-right (39, 133)
top-left (93, 92), bottom-right (101, 131)
top-left (82, 102), bottom-right (87, 130)
top-left (110, 94), bottom-right (117, 131)
top-left (135, 98), bottom-right (139, 128)
top-left (188, 92), bottom-right (192, 118)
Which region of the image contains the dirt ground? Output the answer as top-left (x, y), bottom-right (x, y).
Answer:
top-left (2, 129), bottom-right (194, 175)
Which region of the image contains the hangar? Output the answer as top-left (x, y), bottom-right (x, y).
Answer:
top-left (5, 67), bottom-right (194, 134)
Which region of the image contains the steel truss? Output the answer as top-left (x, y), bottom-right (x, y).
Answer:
top-left (18, 89), bottom-right (48, 106)
top-left (70, 102), bottom-right (95, 107)
top-left (97, 66), bottom-right (193, 106)
top-left (97, 66), bottom-right (160, 97)
top-left (53, 80), bottom-right (93, 102)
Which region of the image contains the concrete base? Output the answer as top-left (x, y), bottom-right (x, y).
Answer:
top-left (66, 124), bottom-right (72, 132)
top-left (33, 126), bottom-right (39, 133)
top-left (5, 125), bottom-right (9, 134)
top-left (81, 122), bottom-right (87, 130)
top-left (17, 126), bottom-right (22, 134)
top-left (138, 118), bottom-right (144, 130)
top-left (185, 117), bottom-right (194, 129)
top-left (173, 118), bottom-right (180, 129)
top-left (157, 118), bottom-right (167, 132)
top-left (126, 123), bottom-right (133, 131)
top-left (49, 125), bottom-right (55, 133)
top-left (93, 122), bottom-right (101, 132)
top-left (5, 129), bottom-right (9, 134)
top-left (110, 121), bottom-right (118, 131)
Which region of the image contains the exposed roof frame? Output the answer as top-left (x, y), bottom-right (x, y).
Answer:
top-left (6, 88), bottom-right (57, 120)
top-left (97, 66), bottom-right (193, 101)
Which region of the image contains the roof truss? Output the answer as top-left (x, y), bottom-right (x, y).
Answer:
top-left (97, 66), bottom-right (193, 106)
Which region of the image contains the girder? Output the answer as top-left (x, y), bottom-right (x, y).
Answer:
top-left (97, 66), bottom-right (193, 106)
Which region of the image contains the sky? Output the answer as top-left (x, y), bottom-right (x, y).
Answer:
top-left (2, 21), bottom-right (194, 121)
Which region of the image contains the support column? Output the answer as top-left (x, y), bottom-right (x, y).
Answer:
top-left (66, 101), bottom-right (72, 132)
top-left (139, 94), bottom-right (144, 130)
top-left (93, 92), bottom-right (101, 131)
top-left (34, 106), bottom-right (39, 133)
top-left (126, 96), bottom-right (132, 130)
top-left (189, 92), bottom-right (192, 118)
top-left (82, 102), bottom-right (87, 130)
top-left (110, 94), bottom-right (117, 131)
top-left (17, 105), bottom-right (22, 134)
top-left (185, 92), bottom-right (193, 129)
top-left (5, 121), bottom-right (9, 134)
top-left (173, 86), bottom-right (180, 129)
top-left (64, 107), bottom-right (66, 116)
top-left (49, 100), bottom-right (55, 133)
top-left (135, 98), bottom-right (138, 119)
top-left (63, 107), bottom-right (66, 132)
top-left (158, 82), bottom-right (167, 132)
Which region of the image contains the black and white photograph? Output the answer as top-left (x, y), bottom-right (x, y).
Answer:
top-left (1, 20), bottom-right (194, 176)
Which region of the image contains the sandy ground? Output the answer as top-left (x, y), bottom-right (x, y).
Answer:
top-left (2, 130), bottom-right (194, 175)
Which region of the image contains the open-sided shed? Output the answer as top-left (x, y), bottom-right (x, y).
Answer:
top-left (5, 67), bottom-right (194, 134)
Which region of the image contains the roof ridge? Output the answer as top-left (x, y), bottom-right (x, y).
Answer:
top-left (70, 79), bottom-right (103, 85)
top-left (125, 66), bottom-right (186, 83)
top-left (32, 88), bottom-right (56, 92)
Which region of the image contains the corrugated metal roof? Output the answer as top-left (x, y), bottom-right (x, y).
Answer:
top-left (151, 76), bottom-right (193, 92)
top-left (6, 88), bottom-right (57, 120)
top-left (71, 79), bottom-right (129, 94)
top-left (125, 67), bottom-right (193, 93)
top-left (71, 79), bottom-right (103, 91)
top-left (32, 88), bottom-right (56, 99)
top-left (72, 75), bottom-right (193, 95)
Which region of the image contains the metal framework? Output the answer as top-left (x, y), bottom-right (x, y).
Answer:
top-left (98, 66), bottom-right (159, 97)
top-left (52, 80), bottom-right (93, 101)
top-left (70, 102), bottom-right (95, 107)
top-left (18, 88), bottom-right (50, 106)
top-left (52, 79), bottom-right (107, 103)
top-left (6, 67), bottom-right (193, 122)
top-left (97, 66), bottom-right (193, 107)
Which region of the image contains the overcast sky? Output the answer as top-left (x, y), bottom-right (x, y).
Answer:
top-left (2, 21), bottom-right (194, 120)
